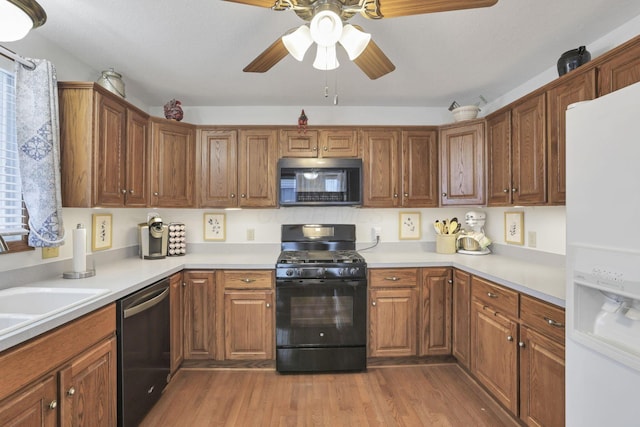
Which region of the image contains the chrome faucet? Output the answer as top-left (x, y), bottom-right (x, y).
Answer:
top-left (0, 235), bottom-right (9, 253)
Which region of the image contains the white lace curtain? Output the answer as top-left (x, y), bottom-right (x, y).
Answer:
top-left (15, 58), bottom-right (64, 247)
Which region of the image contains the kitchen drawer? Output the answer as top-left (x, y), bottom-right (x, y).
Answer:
top-left (520, 295), bottom-right (565, 343)
top-left (472, 276), bottom-right (518, 319)
top-left (222, 270), bottom-right (274, 289)
top-left (369, 269), bottom-right (418, 288)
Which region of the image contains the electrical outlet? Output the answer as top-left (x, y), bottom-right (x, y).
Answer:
top-left (246, 228), bottom-right (255, 241)
top-left (372, 227), bottom-right (382, 242)
top-left (42, 247), bottom-right (59, 259)
top-left (528, 231), bottom-right (537, 248)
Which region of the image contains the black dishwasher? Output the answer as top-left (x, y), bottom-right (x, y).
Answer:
top-left (116, 278), bottom-right (170, 427)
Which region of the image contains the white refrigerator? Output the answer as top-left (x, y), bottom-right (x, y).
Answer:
top-left (566, 81), bottom-right (640, 426)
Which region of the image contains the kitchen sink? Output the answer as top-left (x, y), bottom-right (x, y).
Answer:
top-left (0, 287), bottom-right (109, 335)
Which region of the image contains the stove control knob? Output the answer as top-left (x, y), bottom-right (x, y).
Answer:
top-left (286, 269), bottom-right (294, 277)
top-left (349, 268), bottom-right (359, 276)
top-left (318, 268), bottom-right (325, 276)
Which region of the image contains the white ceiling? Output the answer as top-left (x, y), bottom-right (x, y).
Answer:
top-left (31, 0), bottom-right (640, 108)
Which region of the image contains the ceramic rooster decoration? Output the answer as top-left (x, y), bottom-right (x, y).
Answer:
top-left (298, 109), bottom-right (308, 134)
top-left (164, 99), bottom-right (184, 121)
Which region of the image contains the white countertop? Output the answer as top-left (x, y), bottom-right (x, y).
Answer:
top-left (0, 243), bottom-right (565, 352)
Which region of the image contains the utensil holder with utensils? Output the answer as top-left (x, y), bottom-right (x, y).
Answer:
top-left (436, 233), bottom-right (458, 254)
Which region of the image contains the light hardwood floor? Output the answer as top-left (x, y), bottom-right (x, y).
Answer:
top-left (141, 364), bottom-right (519, 426)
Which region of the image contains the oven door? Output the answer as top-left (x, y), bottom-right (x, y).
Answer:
top-left (276, 278), bottom-right (367, 348)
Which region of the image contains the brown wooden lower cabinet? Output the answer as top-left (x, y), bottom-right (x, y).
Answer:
top-left (0, 305), bottom-right (117, 427)
top-left (519, 326), bottom-right (565, 427)
top-left (0, 375), bottom-right (57, 426)
top-left (368, 268), bottom-right (419, 357)
top-left (420, 267), bottom-right (452, 356)
top-left (452, 269), bottom-right (471, 368)
top-left (169, 271), bottom-right (184, 374)
top-left (183, 270), bottom-right (216, 360)
top-left (471, 300), bottom-right (519, 414)
top-left (224, 290), bottom-right (274, 360)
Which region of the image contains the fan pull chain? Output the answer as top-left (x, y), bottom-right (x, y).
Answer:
top-left (334, 69), bottom-right (339, 105)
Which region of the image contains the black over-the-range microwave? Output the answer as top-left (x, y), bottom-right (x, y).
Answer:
top-left (277, 158), bottom-right (363, 206)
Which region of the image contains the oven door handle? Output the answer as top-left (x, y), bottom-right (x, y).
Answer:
top-left (124, 287), bottom-right (169, 319)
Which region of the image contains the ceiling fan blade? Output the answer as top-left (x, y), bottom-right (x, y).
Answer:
top-left (223, 0), bottom-right (276, 8)
top-left (352, 38), bottom-right (395, 80)
top-left (377, 0), bottom-right (498, 18)
top-left (243, 38), bottom-right (290, 73)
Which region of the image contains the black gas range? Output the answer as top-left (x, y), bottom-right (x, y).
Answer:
top-left (275, 224), bottom-right (367, 373)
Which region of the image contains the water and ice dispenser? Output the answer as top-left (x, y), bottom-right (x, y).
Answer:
top-left (568, 245), bottom-right (640, 371)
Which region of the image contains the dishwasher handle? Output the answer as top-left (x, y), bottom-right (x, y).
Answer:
top-left (124, 286), bottom-right (169, 319)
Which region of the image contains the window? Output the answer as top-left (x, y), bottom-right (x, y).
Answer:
top-left (0, 63), bottom-right (30, 252)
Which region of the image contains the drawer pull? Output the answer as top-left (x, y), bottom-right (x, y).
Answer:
top-left (384, 276), bottom-right (400, 281)
top-left (507, 335), bottom-right (514, 341)
top-left (240, 278), bottom-right (256, 283)
top-left (487, 292), bottom-right (498, 298)
top-left (544, 317), bottom-right (565, 328)
top-left (49, 400), bottom-right (57, 410)
top-left (67, 387), bottom-right (75, 396)
top-left (518, 341), bottom-right (525, 348)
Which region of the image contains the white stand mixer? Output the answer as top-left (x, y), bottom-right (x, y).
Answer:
top-left (456, 211), bottom-right (492, 255)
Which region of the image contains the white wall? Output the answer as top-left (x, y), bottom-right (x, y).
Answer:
top-left (0, 205), bottom-right (565, 273)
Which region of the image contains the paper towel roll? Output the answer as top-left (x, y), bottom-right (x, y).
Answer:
top-left (72, 224), bottom-right (87, 273)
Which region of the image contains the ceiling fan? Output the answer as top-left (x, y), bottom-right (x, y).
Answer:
top-left (224, 0), bottom-right (498, 79)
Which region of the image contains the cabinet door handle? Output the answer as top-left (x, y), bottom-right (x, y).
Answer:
top-left (313, 146), bottom-right (317, 151)
top-left (442, 192), bottom-right (447, 197)
top-left (266, 303), bottom-right (271, 308)
top-left (393, 193), bottom-right (398, 198)
top-left (403, 192), bottom-right (409, 197)
top-left (448, 279), bottom-right (453, 284)
top-left (487, 292), bottom-right (498, 298)
top-left (129, 189), bottom-right (134, 194)
top-left (153, 192), bottom-right (159, 196)
top-left (67, 387), bottom-right (75, 396)
top-left (121, 189), bottom-right (127, 194)
top-left (384, 276), bottom-right (400, 281)
top-left (544, 316), bottom-right (565, 328)
top-left (182, 282), bottom-right (186, 287)
top-left (49, 400), bottom-right (57, 410)
top-left (372, 301), bottom-right (377, 306)
top-left (241, 194), bottom-right (246, 198)
top-left (323, 146), bottom-right (328, 151)
top-left (230, 193), bottom-right (236, 198)
top-left (503, 188), bottom-right (509, 193)
top-left (518, 341), bottom-right (525, 348)
top-left (507, 335), bottom-right (514, 342)
top-left (511, 188), bottom-right (518, 192)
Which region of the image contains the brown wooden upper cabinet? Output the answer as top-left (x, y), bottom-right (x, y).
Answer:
top-left (546, 69), bottom-right (596, 205)
top-left (487, 93), bottom-right (547, 206)
top-left (59, 82), bottom-right (149, 208)
top-left (597, 36), bottom-right (640, 97)
top-left (199, 128), bottom-right (278, 208)
top-left (361, 128), bottom-right (438, 207)
top-left (439, 120), bottom-right (485, 206)
top-left (150, 118), bottom-right (196, 208)
top-left (279, 128), bottom-right (358, 158)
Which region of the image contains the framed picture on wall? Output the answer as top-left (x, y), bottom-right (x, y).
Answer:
top-left (91, 213), bottom-right (112, 251)
top-left (399, 212), bottom-right (421, 240)
top-left (504, 211), bottom-right (524, 245)
top-left (203, 213), bottom-right (225, 241)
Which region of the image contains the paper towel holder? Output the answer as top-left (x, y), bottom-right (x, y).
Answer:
top-left (63, 257), bottom-right (96, 279)
top-left (63, 224), bottom-right (96, 279)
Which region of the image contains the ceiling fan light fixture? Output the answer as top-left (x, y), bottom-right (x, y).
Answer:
top-left (0, 0), bottom-right (46, 42)
top-left (309, 9), bottom-right (343, 46)
top-left (282, 25), bottom-right (313, 61)
top-left (339, 24), bottom-right (371, 60)
top-left (313, 44), bottom-right (339, 71)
